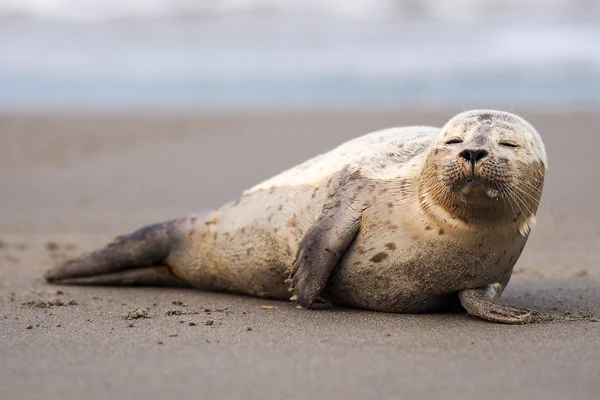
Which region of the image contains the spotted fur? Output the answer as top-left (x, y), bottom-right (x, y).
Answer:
top-left (45, 110), bottom-right (547, 322)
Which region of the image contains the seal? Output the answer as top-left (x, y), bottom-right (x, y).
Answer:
top-left (44, 109), bottom-right (547, 324)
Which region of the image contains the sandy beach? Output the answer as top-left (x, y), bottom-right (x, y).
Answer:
top-left (1, 109), bottom-right (599, 399)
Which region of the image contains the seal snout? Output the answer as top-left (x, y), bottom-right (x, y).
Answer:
top-left (458, 149), bottom-right (489, 165)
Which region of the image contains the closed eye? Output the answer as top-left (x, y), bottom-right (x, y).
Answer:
top-left (445, 138), bottom-right (463, 145)
top-left (499, 141), bottom-right (519, 148)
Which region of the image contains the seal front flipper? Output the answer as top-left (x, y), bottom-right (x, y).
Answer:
top-left (458, 284), bottom-right (539, 324)
top-left (290, 169), bottom-right (371, 308)
top-left (44, 220), bottom-right (184, 286)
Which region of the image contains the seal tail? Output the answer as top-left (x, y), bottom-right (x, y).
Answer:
top-left (44, 220), bottom-right (187, 287)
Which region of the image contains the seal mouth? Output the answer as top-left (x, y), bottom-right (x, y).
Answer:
top-left (455, 177), bottom-right (500, 198)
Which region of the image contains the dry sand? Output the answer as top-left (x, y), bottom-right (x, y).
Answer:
top-left (0, 109), bottom-right (599, 399)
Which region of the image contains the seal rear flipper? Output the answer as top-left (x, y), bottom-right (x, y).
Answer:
top-left (50, 265), bottom-right (189, 287)
top-left (44, 220), bottom-right (180, 285)
top-left (290, 168), bottom-right (371, 308)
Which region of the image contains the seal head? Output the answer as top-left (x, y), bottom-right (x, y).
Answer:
top-left (419, 110), bottom-right (547, 236)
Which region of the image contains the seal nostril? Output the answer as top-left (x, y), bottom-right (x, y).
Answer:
top-left (459, 149), bottom-right (488, 164)
top-left (459, 149), bottom-right (472, 162)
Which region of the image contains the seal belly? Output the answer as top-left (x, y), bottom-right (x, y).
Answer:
top-left (326, 233), bottom-right (520, 313)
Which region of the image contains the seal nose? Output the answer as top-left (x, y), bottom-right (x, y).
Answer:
top-left (459, 149), bottom-right (488, 165)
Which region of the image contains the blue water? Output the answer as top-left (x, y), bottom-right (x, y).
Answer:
top-left (1, 1), bottom-right (600, 109)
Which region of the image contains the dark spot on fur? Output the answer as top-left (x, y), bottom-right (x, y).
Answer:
top-left (433, 149), bottom-right (439, 155)
top-left (509, 255), bottom-right (515, 263)
top-left (353, 261), bottom-right (361, 266)
top-left (241, 227), bottom-right (246, 234)
top-left (477, 114), bottom-right (492, 124)
top-left (246, 248), bottom-right (253, 255)
top-left (379, 188), bottom-right (388, 194)
top-left (438, 228), bottom-right (445, 235)
top-left (425, 225), bottom-right (432, 231)
top-left (387, 202), bottom-right (394, 208)
top-left (274, 228), bottom-right (279, 233)
top-left (384, 243), bottom-right (396, 250)
top-left (348, 170), bottom-right (361, 180)
top-left (268, 215), bottom-right (273, 222)
top-left (390, 225), bottom-right (399, 230)
top-left (278, 205), bottom-right (283, 211)
top-left (370, 252), bottom-right (389, 263)
top-left (513, 218), bottom-right (518, 222)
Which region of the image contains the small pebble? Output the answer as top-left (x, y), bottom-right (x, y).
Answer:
top-left (46, 241), bottom-right (59, 251)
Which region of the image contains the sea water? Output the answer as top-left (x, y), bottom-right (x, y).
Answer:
top-left (0, 0), bottom-right (599, 109)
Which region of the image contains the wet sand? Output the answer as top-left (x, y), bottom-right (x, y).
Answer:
top-left (1, 109), bottom-right (599, 399)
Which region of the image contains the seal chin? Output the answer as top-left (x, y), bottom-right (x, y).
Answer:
top-left (455, 178), bottom-right (499, 199)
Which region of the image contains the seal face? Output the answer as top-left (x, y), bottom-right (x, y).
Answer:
top-left (420, 110), bottom-right (546, 236)
top-left (44, 110), bottom-right (547, 324)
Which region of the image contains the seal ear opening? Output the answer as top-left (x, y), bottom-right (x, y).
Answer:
top-left (44, 220), bottom-right (180, 285)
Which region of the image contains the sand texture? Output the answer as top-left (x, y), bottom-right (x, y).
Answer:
top-left (1, 109), bottom-right (599, 399)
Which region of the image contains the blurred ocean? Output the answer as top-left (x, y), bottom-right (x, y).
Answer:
top-left (0, 0), bottom-right (599, 109)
